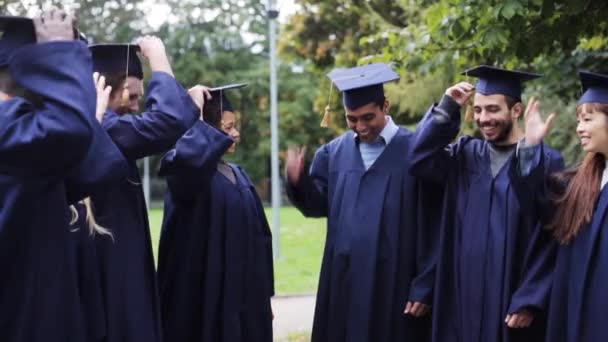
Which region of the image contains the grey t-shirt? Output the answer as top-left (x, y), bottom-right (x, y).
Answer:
top-left (488, 143), bottom-right (517, 178)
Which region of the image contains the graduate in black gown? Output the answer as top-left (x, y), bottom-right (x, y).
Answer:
top-left (410, 66), bottom-right (564, 342)
top-left (0, 10), bottom-right (97, 342)
top-left (510, 71), bottom-right (608, 342)
top-left (285, 64), bottom-right (441, 342)
top-left (64, 71), bottom-right (130, 342)
top-left (158, 84), bottom-right (274, 342)
top-left (87, 38), bottom-right (203, 342)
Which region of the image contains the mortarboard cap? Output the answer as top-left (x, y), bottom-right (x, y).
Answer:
top-left (327, 63), bottom-right (400, 110)
top-left (208, 83), bottom-right (247, 113)
top-left (0, 16), bottom-right (36, 67)
top-left (578, 70), bottom-right (608, 105)
top-left (461, 65), bottom-right (541, 101)
top-left (89, 44), bottom-right (144, 79)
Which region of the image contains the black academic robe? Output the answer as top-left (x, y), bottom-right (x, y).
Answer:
top-left (410, 109), bottom-right (564, 342)
top-left (0, 41), bottom-right (95, 341)
top-left (158, 121), bottom-right (274, 342)
top-left (67, 203), bottom-right (109, 342)
top-left (286, 128), bottom-right (440, 342)
top-left (63, 109), bottom-right (129, 341)
top-left (89, 71), bottom-right (199, 342)
top-left (511, 144), bottom-right (608, 342)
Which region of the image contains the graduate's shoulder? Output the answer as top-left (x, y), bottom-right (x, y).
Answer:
top-left (230, 163), bottom-right (255, 185)
top-left (314, 131), bottom-right (356, 155)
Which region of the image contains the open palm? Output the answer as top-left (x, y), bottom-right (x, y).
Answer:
top-left (524, 97), bottom-right (555, 145)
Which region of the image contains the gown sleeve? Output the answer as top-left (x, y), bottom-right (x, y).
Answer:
top-left (408, 180), bottom-right (444, 305)
top-left (507, 144), bottom-right (565, 315)
top-left (0, 41), bottom-right (94, 177)
top-left (103, 71), bottom-right (200, 160)
top-left (159, 120), bottom-right (234, 201)
top-left (409, 95), bottom-right (463, 182)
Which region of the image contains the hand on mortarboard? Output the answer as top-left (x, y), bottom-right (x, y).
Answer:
top-left (523, 96), bottom-right (555, 146)
top-left (285, 146), bottom-right (306, 185)
top-left (187, 85), bottom-right (212, 120)
top-left (136, 35), bottom-right (174, 77)
top-left (33, 7), bottom-right (75, 43)
top-left (445, 82), bottom-right (475, 107)
top-left (93, 72), bottom-right (112, 123)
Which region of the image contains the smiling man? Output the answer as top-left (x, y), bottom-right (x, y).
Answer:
top-left (410, 66), bottom-right (564, 342)
top-left (285, 63), bottom-right (442, 342)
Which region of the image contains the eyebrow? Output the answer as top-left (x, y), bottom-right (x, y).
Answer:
top-left (347, 112), bottom-right (375, 118)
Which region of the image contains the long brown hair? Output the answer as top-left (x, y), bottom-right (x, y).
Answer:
top-left (547, 103), bottom-right (608, 243)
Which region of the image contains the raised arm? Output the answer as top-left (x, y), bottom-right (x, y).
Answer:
top-left (410, 83), bottom-right (474, 181)
top-left (285, 145), bottom-right (329, 218)
top-left (0, 12), bottom-right (95, 177)
top-left (505, 97), bottom-right (562, 329)
top-left (159, 120), bottom-right (234, 201)
top-left (102, 37), bottom-right (200, 160)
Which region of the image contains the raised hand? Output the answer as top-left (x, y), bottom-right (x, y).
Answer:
top-left (135, 35), bottom-right (174, 77)
top-left (188, 85), bottom-right (212, 119)
top-left (505, 309), bottom-right (534, 329)
top-left (404, 301), bottom-right (431, 317)
top-left (33, 7), bottom-right (75, 43)
top-left (285, 146), bottom-right (307, 185)
top-left (93, 72), bottom-right (112, 123)
top-left (524, 96), bottom-right (555, 146)
top-left (445, 82), bottom-right (475, 106)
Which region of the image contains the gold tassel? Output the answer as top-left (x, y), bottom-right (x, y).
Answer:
top-left (121, 84), bottom-right (130, 107)
top-left (321, 105), bottom-right (331, 128)
top-left (465, 95), bottom-right (474, 122)
top-left (321, 82), bottom-right (334, 128)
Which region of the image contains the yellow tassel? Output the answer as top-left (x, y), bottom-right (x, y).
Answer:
top-left (121, 85), bottom-right (129, 107)
top-left (321, 105), bottom-right (331, 128)
top-left (464, 92), bottom-right (475, 122)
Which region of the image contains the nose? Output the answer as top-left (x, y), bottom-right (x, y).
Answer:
top-left (477, 109), bottom-right (490, 122)
top-left (232, 129), bottom-right (240, 140)
top-left (356, 120), bottom-right (367, 133)
top-left (576, 122), bottom-right (585, 136)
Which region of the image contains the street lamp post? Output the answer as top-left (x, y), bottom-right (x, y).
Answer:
top-left (268, 3), bottom-right (281, 259)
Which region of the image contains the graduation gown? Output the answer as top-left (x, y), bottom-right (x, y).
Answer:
top-left (158, 121), bottom-right (274, 342)
top-left (286, 128), bottom-right (440, 342)
top-left (67, 203), bottom-right (109, 342)
top-left (511, 144), bottom-right (608, 342)
top-left (410, 105), bottom-right (564, 342)
top-left (0, 41), bottom-right (95, 341)
top-left (89, 71), bottom-right (199, 342)
top-left (64, 108), bottom-right (129, 341)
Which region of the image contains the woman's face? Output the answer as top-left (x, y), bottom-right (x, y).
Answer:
top-left (221, 111), bottom-right (240, 154)
top-left (577, 105), bottom-right (608, 156)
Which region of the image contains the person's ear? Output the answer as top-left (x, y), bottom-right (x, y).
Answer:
top-left (383, 99), bottom-right (391, 114)
top-left (511, 102), bottom-right (523, 120)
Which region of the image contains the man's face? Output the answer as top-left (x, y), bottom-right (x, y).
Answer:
top-left (473, 93), bottom-right (519, 144)
top-left (109, 76), bottom-right (144, 114)
top-left (345, 100), bottom-right (389, 143)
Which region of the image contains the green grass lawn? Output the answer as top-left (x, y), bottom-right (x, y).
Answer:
top-left (148, 207), bottom-right (326, 295)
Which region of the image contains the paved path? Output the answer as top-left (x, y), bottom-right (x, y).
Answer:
top-left (272, 294), bottom-right (316, 341)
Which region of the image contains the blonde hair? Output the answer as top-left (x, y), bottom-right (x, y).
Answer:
top-left (69, 197), bottom-right (113, 240)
